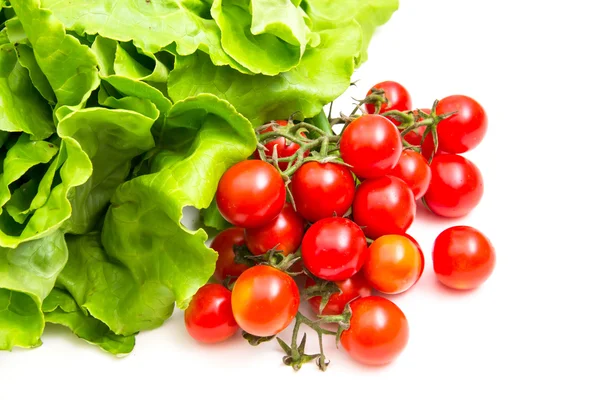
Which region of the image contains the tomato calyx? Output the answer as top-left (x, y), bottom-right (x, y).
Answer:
top-left (301, 273), bottom-right (343, 314)
top-left (242, 331), bottom-right (276, 346)
top-left (233, 243), bottom-right (303, 276)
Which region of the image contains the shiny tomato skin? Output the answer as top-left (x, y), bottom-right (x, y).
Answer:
top-left (290, 162), bottom-right (355, 222)
top-left (352, 176), bottom-right (416, 239)
top-left (306, 272), bottom-right (372, 315)
top-left (211, 228), bottom-right (250, 282)
top-left (301, 217), bottom-right (368, 281)
top-left (254, 120), bottom-right (308, 170)
top-left (341, 296), bottom-right (409, 365)
top-left (231, 265), bottom-right (300, 337)
top-left (424, 154), bottom-right (484, 218)
top-left (433, 226), bottom-right (495, 290)
top-left (391, 150), bottom-right (432, 200)
top-left (435, 95), bottom-right (488, 154)
top-left (365, 81), bottom-right (413, 121)
top-left (216, 160), bottom-right (286, 228)
top-left (244, 203), bottom-right (305, 256)
top-left (340, 115), bottom-right (402, 179)
top-left (185, 284), bottom-right (238, 344)
top-left (363, 234), bottom-right (424, 294)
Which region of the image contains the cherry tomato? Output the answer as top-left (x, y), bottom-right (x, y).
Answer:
top-left (290, 162), bottom-right (355, 222)
top-left (433, 226), bottom-right (495, 290)
top-left (340, 115), bottom-right (402, 179)
top-left (185, 284), bottom-right (238, 344)
top-left (403, 108), bottom-right (440, 161)
top-left (363, 234), bottom-right (424, 294)
top-left (210, 228), bottom-right (250, 281)
top-left (244, 203), bottom-right (304, 256)
top-left (305, 272), bottom-right (372, 315)
top-left (424, 154), bottom-right (483, 218)
top-left (231, 265), bottom-right (299, 337)
top-left (253, 120), bottom-right (308, 170)
top-left (435, 95), bottom-right (488, 154)
top-left (365, 81), bottom-right (412, 122)
top-left (341, 296), bottom-right (409, 365)
top-left (301, 217), bottom-right (367, 281)
top-left (391, 150), bottom-right (432, 200)
top-left (216, 160), bottom-right (286, 228)
top-left (352, 176), bottom-right (416, 239)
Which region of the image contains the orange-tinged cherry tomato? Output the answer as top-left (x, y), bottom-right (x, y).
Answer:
top-left (245, 203), bottom-right (305, 256)
top-left (305, 272), bottom-right (372, 315)
top-left (231, 265), bottom-right (299, 337)
top-left (363, 234), bottom-right (424, 294)
top-left (341, 296), bottom-right (409, 365)
top-left (216, 160), bottom-right (286, 228)
top-left (185, 284), bottom-right (238, 344)
top-left (433, 226), bottom-right (495, 290)
top-left (211, 228), bottom-right (250, 282)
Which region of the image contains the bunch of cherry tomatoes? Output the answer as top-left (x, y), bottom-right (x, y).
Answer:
top-left (184, 81), bottom-right (496, 370)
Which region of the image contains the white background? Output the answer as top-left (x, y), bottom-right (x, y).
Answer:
top-left (2, 1), bottom-right (600, 398)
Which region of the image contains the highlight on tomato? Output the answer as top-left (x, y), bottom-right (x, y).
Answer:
top-left (216, 160), bottom-right (286, 228)
top-left (341, 296), bottom-right (409, 365)
top-left (433, 226), bottom-right (496, 290)
top-left (352, 175), bottom-right (416, 239)
top-left (363, 234), bottom-right (424, 294)
top-left (185, 284), bottom-right (238, 344)
top-left (424, 154), bottom-right (484, 218)
top-left (301, 217), bottom-right (368, 281)
top-left (231, 265), bottom-right (300, 337)
top-left (340, 114), bottom-right (402, 179)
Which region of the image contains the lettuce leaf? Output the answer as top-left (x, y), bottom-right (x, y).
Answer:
top-left (301, 0), bottom-right (399, 64)
top-left (168, 23), bottom-right (361, 126)
top-left (39, 0), bottom-right (251, 73)
top-left (0, 230), bottom-right (68, 349)
top-left (211, 0), bottom-right (319, 75)
top-left (43, 288), bottom-right (135, 355)
top-left (101, 95), bottom-right (256, 314)
top-left (11, 0), bottom-right (100, 110)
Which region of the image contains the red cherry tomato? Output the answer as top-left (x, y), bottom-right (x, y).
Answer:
top-left (340, 115), bottom-right (402, 179)
top-left (424, 154), bottom-right (484, 218)
top-left (253, 120), bottom-right (308, 170)
top-left (301, 217), bottom-right (368, 281)
top-left (352, 176), bottom-right (416, 239)
top-left (365, 81), bottom-right (413, 123)
top-left (363, 234), bottom-right (424, 294)
top-left (185, 284), bottom-right (238, 344)
top-left (391, 150), bottom-right (432, 200)
top-left (290, 162), bottom-right (355, 222)
top-left (231, 265), bottom-right (299, 337)
top-left (341, 296), bottom-right (409, 365)
top-left (433, 226), bottom-right (495, 290)
top-left (403, 108), bottom-right (440, 161)
top-left (210, 228), bottom-right (250, 281)
top-left (244, 203), bottom-right (304, 256)
top-left (435, 95), bottom-right (488, 154)
top-left (216, 160), bottom-right (286, 228)
top-left (305, 272), bottom-right (372, 315)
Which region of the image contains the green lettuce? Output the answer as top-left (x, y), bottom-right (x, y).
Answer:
top-left (168, 23), bottom-right (361, 126)
top-left (0, 231), bottom-right (67, 349)
top-left (43, 288), bottom-right (135, 355)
